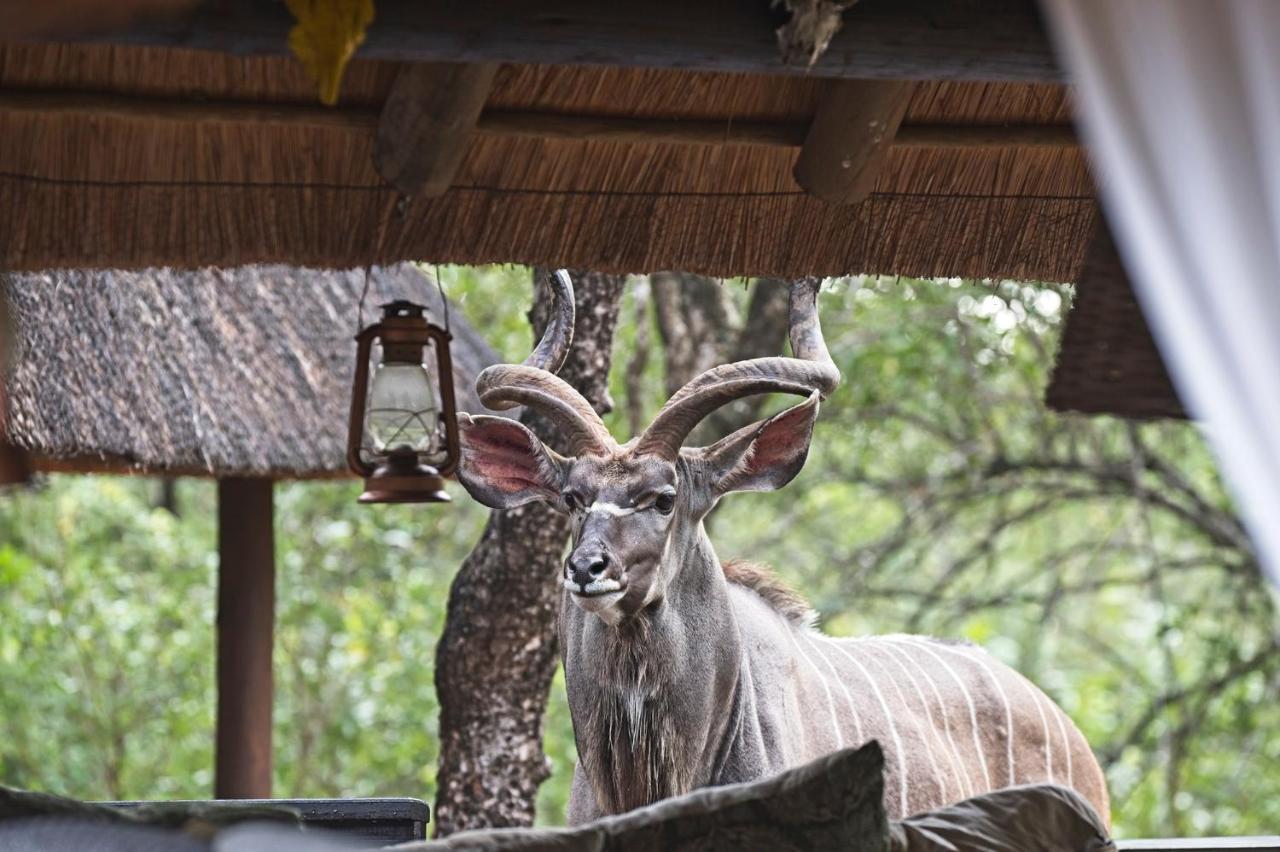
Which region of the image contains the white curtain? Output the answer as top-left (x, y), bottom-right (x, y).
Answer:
top-left (1040, 0), bottom-right (1280, 587)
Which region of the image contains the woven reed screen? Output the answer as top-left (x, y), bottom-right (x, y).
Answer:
top-left (1047, 221), bottom-right (1186, 419)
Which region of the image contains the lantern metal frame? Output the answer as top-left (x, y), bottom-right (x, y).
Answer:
top-left (346, 301), bottom-right (460, 504)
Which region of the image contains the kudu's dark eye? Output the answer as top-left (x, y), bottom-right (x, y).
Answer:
top-left (562, 492), bottom-right (582, 512)
top-left (654, 492), bottom-right (676, 515)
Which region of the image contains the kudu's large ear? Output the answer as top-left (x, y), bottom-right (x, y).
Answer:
top-left (457, 413), bottom-right (568, 510)
top-left (699, 392), bottom-right (821, 495)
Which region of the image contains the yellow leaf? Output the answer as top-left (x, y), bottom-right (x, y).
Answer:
top-left (286, 0), bottom-right (375, 106)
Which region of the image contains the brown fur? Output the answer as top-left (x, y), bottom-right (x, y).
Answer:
top-left (722, 560), bottom-right (815, 627)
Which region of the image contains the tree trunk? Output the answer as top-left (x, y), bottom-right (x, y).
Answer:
top-left (433, 269), bottom-right (626, 835)
top-left (650, 275), bottom-right (791, 444)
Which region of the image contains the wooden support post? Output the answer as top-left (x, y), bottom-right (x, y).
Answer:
top-left (215, 477), bottom-right (275, 799)
top-left (793, 79), bottom-right (915, 204)
top-left (374, 62), bottom-right (498, 196)
top-left (0, 289), bottom-right (31, 487)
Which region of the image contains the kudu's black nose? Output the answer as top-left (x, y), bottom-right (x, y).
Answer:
top-left (568, 551), bottom-right (609, 587)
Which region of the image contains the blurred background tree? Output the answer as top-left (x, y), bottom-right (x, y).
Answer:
top-left (0, 267), bottom-right (1275, 839)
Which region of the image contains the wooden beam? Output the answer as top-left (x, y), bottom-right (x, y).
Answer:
top-left (488, 116), bottom-right (1073, 149)
top-left (31, 453), bottom-right (352, 480)
top-left (375, 62), bottom-right (498, 196)
top-left (793, 80), bottom-right (915, 205)
top-left (896, 123), bottom-right (1075, 148)
top-left (477, 110), bottom-right (806, 148)
top-left (33, 0), bottom-right (1061, 83)
top-left (215, 477), bottom-right (275, 799)
top-left (0, 90), bottom-right (378, 130)
top-left (0, 90), bottom-right (1079, 151)
top-left (0, 443), bottom-right (32, 485)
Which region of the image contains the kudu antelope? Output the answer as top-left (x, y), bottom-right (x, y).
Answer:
top-left (456, 272), bottom-right (1110, 825)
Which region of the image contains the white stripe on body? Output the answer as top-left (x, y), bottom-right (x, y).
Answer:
top-left (890, 638), bottom-right (992, 790)
top-left (799, 632), bottom-right (865, 744)
top-left (1051, 698), bottom-right (1075, 786)
top-left (819, 636), bottom-right (910, 817)
top-left (932, 641), bottom-right (1017, 786)
top-left (780, 622), bottom-right (844, 750)
top-left (740, 649), bottom-right (772, 768)
top-left (862, 640), bottom-right (950, 805)
top-left (1021, 673), bottom-right (1056, 782)
top-left (879, 640), bottom-right (973, 799)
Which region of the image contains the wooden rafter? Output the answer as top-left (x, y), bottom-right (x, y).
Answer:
top-left (375, 62), bottom-right (498, 197)
top-left (30, 454), bottom-right (354, 480)
top-left (793, 79), bottom-right (916, 205)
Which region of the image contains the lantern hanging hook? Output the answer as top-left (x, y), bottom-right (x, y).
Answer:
top-left (357, 264), bottom-right (373, 334)
top-left (434, 263), bottom-right (451, 335)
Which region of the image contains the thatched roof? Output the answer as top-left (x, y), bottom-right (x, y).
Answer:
top-left (0, 12), bottom-right (1178, 422)
top-left (2, 264), bottom-right (499, 478)
top-left (0, 43), bottom-right (1089, 281)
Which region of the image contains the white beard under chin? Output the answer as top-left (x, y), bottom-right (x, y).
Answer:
top-left (573, 590), bottom-right (626, 626)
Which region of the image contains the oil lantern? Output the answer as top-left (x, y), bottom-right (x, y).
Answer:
top-left (346, 300), bottom-right (459, 503)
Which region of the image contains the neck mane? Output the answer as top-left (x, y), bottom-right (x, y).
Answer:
top-left (721, 559), bottom-right (816, 627)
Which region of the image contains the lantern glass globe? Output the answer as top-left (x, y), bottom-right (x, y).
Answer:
top-left (366, 361), bottom-right (440, 454)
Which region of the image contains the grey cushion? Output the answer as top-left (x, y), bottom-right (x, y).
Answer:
top-left (0, 818), bottom-right (209, 852)
top-left (0, 745), bottom-right (1117, 852)
top-left (891, 783), bottom-right (1115, 852)
top-left (407, 741), bottom-right (1115, 852)
top-left (406, 742), bottom-right (889, 852)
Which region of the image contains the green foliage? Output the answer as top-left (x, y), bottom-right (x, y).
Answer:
top-left (1, 268), bottom-right (1276, 839)
top-left (0, 477), bottom-right (216, 799)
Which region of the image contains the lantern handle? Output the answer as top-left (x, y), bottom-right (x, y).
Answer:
top-left (430, 324), bottom-right (461, 477)
top-left (433, 264), bottom-right (452, 335)
top-left (346, 323), bottom-right (381, 478)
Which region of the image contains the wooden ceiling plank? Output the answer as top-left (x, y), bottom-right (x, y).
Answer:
top-left (30, 0), bottom-right (1060, 83)
top-left (793, 80), bottom-right (915, 204)
top-left (374, 62), bottom-right (498, 196)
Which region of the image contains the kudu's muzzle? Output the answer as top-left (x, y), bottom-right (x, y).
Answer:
top-left (564, 540), bottom-right (624, 597)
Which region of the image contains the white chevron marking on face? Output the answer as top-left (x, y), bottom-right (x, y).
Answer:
top-left (588, 501), bottom-right (638, 517)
